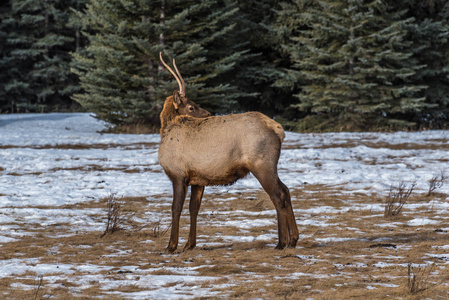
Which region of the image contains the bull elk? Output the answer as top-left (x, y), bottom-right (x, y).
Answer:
top-left (158, 52), bottom-right (298, 252)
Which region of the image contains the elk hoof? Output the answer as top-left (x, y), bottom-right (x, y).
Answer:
top-left (288, 239), bottom-right (298, 248)
top-left (275, 243), bottom-right (286, 250)
top-left (182, 244), bottom-right (196, 252)
top-left (165, 246), bottom-right (177, 253)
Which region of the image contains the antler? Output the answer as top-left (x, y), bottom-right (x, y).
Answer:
top-left (159, 52), bottom-right (184, 96)
top-left (173, 59), bottom-right (186, 97)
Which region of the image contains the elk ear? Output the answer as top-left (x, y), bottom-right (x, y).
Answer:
top-left (173, 91), bottom-right (182, 109)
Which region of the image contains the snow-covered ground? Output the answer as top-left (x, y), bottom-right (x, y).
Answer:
top-left (0, 113), bottom-right (448, 298)
top-left (1, 113), bottom-right (448, 208)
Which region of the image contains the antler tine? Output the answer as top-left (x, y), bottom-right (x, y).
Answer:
top-left (159, 52), bottom-right (183, 94)
top-left (172, 58), bottom-right (186, 97)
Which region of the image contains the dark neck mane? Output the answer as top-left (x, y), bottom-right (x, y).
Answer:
top-left (160, 96), bottom-right (178, 137)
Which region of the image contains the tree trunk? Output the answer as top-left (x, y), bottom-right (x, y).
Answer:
top-left (158, 0), bottom-right (165, 72)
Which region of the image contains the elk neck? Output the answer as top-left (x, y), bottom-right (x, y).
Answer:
top-left (159, 96), bottom-right (178, 137)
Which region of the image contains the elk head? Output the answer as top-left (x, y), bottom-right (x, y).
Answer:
top-left (159, 52), bottom-right (211, 133)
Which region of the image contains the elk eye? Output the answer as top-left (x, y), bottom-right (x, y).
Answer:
top-left (188, 106), bottom-right (194, 112)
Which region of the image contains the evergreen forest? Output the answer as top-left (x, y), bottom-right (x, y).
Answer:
top-left (1, 0), bottom-right (449, 131)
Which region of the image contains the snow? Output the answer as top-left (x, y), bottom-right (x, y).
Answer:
top-left (407, 218), bottom-right (440, 226)
top-left (1, 113), bottom-right (448, 210)
top-left (1, 113), bottom-right (448, 298)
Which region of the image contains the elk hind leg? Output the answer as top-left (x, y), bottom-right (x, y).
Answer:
top-left (167, 180), bottom-right (187, 253)
top-left (251, 168), bottom-right (290, 249)
top-left (183, 185), bottom-right (204, 251)
top-left (279, 179), bottom-right (299, 248)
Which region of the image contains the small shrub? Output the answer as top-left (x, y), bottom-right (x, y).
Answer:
top-left (101, 194), bottom-right (125, 237)
top-left (384, 181), bottom-right (416, 217)
top-left (426, 170), bottom-right (446, 196)
top-left (407, 263), bottom-right (438, 294)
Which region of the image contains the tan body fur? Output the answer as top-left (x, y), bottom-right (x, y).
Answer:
top-left (158, 53), bottom-right (298, 253)
top-left (159, 112), bottom-right (284, 186)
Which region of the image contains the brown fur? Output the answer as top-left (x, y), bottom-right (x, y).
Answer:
top-left (160, 92), bottom-right (211, 137)
top-left (158, 94), bottom-right (299, 253)
top-left (159, 97), bottom-right (178, 136)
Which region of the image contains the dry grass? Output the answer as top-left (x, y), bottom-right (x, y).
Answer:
top-left (0, 142), bottom-right (158, 151)
top-left (101, 123), bottom-right (158, 134)
top-left (1, 184), bottom-right (448, 299)
top-left (407, 263), bottom-right (440, 295)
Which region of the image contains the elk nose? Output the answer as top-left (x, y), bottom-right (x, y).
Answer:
top-left (201, 109), bottom-right (212, 117)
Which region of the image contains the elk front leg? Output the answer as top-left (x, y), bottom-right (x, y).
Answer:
top-left (183, 185), bottom-right (204, 251)
top-left (167, 180), bottom-right (187, 253)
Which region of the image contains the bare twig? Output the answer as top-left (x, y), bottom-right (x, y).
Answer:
top-left (149, 221), bottom-right (170, 238)
top-left (32, 275), bottom-right (44, 300)
top-left (427, 170), bottom-right (446, 196)
top-left (133, 220), bottom-right (170, 238)
top-left (384, 181), bottom-right (416, 217)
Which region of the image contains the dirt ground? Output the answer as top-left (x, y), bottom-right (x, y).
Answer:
top-left (1, 183), bottom-right (448, 299)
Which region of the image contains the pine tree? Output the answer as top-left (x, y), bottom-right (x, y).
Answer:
top-left (0, 0), bottom-right (81, 113)
top-left (72, 0), bottom-right (252, 127)
top-left (235, 0), bottom-right (296, 119)
top-left (392, 0), bottom-right (449, 129)
top-left (276, 0), bottom-right (430, 131)
top-left (0, 1), bottom-right (10, 112)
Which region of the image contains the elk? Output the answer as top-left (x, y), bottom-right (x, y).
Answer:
top-left (158, 52), bottom-right (298, 253)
